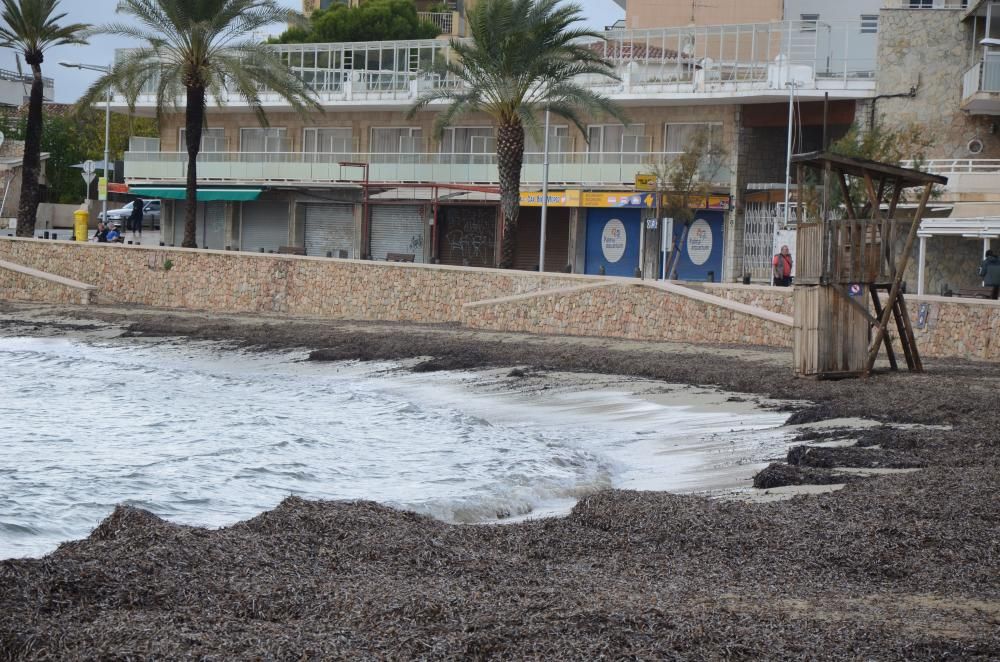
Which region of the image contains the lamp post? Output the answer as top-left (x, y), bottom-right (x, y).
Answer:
top-left (538, 106), bottom-right (551, 272)
top-left (59, 61), bottom-right (111, 224)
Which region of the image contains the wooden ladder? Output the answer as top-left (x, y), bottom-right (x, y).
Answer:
top-left (868, 284), bottom-right (922, 373)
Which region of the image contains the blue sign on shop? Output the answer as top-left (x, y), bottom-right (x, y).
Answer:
top-left (668, 211), bottom-right (725, 282)
top-left (585, 209), bottom-right (641, 277)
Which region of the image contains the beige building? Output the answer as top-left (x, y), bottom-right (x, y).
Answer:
top-left (614, 0), bottom-right (783, 29)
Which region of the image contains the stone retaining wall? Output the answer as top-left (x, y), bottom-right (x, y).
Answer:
top-left (1, 238), bottom-right (997, 362)
top-left (0, 238), bottom-right (585, 323)
top-left (462, 282), bottom-right (794, 348)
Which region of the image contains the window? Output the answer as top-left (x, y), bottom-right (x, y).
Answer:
top-left (439, 127), bottom-right (495, 164)
top-left (525, 125), bottom-right (569, 164)
top-left (303, 128), bottom-right (353, 160)
top-left (178, 128), bottom-right (226, 152)
top-left (370, 127), bottom-right (424, 163)
top-left (800, 13), bottom-right (819, 32)
top-left (664, 122), bottom-right (723, 154)
top-left (587, 124), bottom-right (647, 164)
top-left (240, 128), bottom-right (289, 153)
top-left (860, 14), bottom-right (878, 34)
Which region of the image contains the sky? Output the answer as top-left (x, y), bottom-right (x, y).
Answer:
top-left (0, 0), bottom-right (624, 104)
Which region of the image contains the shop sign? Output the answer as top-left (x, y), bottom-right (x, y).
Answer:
top-left (634, 173), bottom-right (657, 191)
top-left (582, 191), bottom-right (732, 210)
top-left (686, 218), bottom-right (713, 266)
top-left (520, 190), bottom-right (581, 207)
top-left (601, 218), bottom-right (627, 263)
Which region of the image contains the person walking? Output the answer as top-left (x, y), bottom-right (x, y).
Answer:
top-left (772, 245), bottom-right (793, 287)
top-left (979, 249), bottom-right (1000, 300)
top-left (128, 198), bottom-right (144, 239)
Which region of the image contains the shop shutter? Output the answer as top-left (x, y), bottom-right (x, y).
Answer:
top-left (240, 200), bottom-right (289, 253)
top-left (370, 205), bottom-right (424, 262)
top-left (513, 207), bottom-right (570, 272)
top-left (438, 206), bottom-right (497, 267)
top-left (203, 202), bottom-right (225, 250)
top-left (304, 203), bottom-right (354, 258)
top-left (171, 201), bottom-right (204, 247)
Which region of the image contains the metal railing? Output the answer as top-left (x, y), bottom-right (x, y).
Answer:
top-left (962, 53), bottom-right (1000, 98)
top-left (117, 19), bottom-right (876, 106)
top-left (882, 0), bottom-right (969, 8)
top-left (0, 67), bottom-right (54, 87)
top-left (417, 12), bottom-right (455, 35)
top-left (901, 158), bottom-right (1000, 173)
top-left (124, 150), bottom-right (733, 186)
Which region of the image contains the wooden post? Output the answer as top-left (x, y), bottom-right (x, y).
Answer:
top-left (864, 182), bottom-right (933, 374)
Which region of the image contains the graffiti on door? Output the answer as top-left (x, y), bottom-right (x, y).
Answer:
top-left (444, 208), bottom-right (495, 266)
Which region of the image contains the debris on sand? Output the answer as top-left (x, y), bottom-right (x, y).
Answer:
top-left (787, 444), bottom-right (926, 469)
top-left (752, 462), bottom-right (858, 488)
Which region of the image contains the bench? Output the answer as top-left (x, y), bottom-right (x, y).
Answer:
top-left (956, 286), bottom-right (996, 299)
top-left (386, 252), bottom-right (415, 263)
top-left (277, 246), bottom-right (306, 256)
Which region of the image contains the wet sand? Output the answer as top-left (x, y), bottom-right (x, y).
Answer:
top-left (1, 302), bottom-right (999, 660)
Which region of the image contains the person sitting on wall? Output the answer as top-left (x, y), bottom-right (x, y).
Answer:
top-left (92, 222), bottom-right (108, 243)
top-left (772, 245), bottom-right (793, 287)
top-left (979, 249), bottom-right (1000, 300)
top-left (105, 223), bottom-right (121, 243)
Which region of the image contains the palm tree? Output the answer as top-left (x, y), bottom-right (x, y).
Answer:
top-left (409, 0), bottom-right (624, 268)
top-left (0, 0), bottom-right (88, 238)
top-left (78, 0), bottom-right (320, 248)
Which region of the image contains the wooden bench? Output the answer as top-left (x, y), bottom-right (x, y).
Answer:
top-left (277, 246), bottom-right (306, 256)
top-left (385, 252), bottom-right (415, 263)
top-left (956, 286), bottom-right (996, 299)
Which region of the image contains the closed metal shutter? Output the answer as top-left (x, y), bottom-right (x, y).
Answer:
top-left (438, 206), bottom-right (497, 267)
top-left (240, 200), bottom-right (289, 253)
top-left (370, 205), bottom-right (424, 262)
top-left (304, 203), bottom-right (354, 258)
top-left (203, 202), bottom-right (225, 250)
top-left (172, 201), bottom-right (201, 247)
top-left (513, 207), bottom-right (570, 272)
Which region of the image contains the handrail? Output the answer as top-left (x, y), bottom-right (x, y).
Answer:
top-left (901, 158), bottom-right (1000, 174)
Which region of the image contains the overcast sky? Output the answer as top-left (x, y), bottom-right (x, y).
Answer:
top-left (0, 0), bottom-right (623, 104)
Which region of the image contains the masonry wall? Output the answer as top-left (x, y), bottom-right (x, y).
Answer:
top-left (2, 238), bottom-right (997, 362)
top-left (463, 283), bottom-right (794, 348)
top-left (877, 8), bottom-right (999, 159)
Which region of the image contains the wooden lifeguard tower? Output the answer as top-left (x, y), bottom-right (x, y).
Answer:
top-left (789, 152), bottom-right (948, 378)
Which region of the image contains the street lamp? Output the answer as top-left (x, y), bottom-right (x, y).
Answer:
top-left (59, 61), bottom-right (111, 224)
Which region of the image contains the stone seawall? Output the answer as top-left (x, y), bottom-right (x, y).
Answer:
top-left (0, 238), bottom-right (584, 323)
top-left (462, 283), bottom-right (794, 348)
top-left (1, 238), bottom-right (998, 361)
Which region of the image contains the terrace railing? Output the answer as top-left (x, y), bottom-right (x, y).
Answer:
top-left (124, 150), bottom-right (733, 187)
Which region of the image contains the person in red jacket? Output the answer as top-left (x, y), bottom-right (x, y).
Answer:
top-left (772, 245), bottom-right (793, 286)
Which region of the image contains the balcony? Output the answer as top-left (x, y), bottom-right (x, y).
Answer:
top-left (417, 11), bottom-right (462, 37)
top-left (113, 20), bottom-right (876, 113)
top-left (961, 54), bottom-right (1000, 113)
top-left (124, 151), bottom-right (733, 188)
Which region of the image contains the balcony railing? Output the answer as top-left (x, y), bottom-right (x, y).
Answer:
top-left (962, 53), bottom-right (1000, 98)
top-left (417, 11), bottom-right (457, 35)
top-left (124, 150), bottom-right (732, 187)
top-left (883, 0), bottom-right (969, 8)
top-left (900, 158), bottom-right (1000, 173)
top-left (116, 19), bottom-right (876, 108)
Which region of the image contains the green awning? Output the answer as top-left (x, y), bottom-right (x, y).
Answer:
top-left (129, 187), bottom-right (262, 202)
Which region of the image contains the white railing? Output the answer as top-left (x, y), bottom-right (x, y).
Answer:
top-left (883, 0), bottom-right (969, 8)
top-left (418, 12), bottom-right (455, 35)
top-left (117, 19), bottom-right (876, 106)
top-left (901, 158), bottom-right (1000, 173)
top-left (124, 150), bottom-right (733, 187)
top-left (963, 61), bottom-right (983, 99)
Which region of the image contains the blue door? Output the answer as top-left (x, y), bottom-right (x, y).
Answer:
top-left (671, 211), bottom-right (724, 281)
top-left (585, 209), bottom-right (641, 277)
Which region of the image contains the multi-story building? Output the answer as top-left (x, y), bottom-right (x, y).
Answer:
top-left (0, 67), bottom-right (54, 108)
top-left (119, 18), bottom-right (877, 282)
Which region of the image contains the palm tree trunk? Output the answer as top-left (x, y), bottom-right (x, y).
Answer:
top-left (15, 61), bottom-right (45, 238)
top-left (182, 86), bottom-right (206, 248)
top-left (496, 122), bottom-right (524, 269)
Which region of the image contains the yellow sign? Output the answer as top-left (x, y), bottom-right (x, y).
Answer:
top-left (634, 173), bottom-right (657, 191)
top-left (97, 177), bottom-right (108, 201)
top-left (580, 191), bottom-right (732, 210)
top-left (520, 189), bottom-right (581, 207)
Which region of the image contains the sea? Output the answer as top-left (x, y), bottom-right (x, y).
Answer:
top-left (0, 335), bottom-right (794, 559)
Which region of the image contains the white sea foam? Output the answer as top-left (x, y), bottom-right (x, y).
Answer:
top-left (0, 336), bottom-right (793, 559)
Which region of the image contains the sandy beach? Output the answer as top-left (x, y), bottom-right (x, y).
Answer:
top-left (1, 301), bottom-right (998, 659)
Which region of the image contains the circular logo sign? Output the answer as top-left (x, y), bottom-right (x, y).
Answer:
top-left (686, 218), bottom-right (713, 266)
top-left (601, 219), bottom-right (627, 263)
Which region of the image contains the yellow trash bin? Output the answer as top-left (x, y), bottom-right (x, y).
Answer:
top-left (74, 209), bottom-right (89, 242)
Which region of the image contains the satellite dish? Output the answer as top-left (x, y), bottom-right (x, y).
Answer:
top-left (968, 138), bottom-right (984, 154)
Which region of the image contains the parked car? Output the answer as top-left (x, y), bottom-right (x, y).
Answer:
top-left (98, 199), bottom-right (161, 229)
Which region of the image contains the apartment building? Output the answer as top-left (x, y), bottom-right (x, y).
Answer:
top-left (119, 18), bottom-right (877, 282)
top-left (302, 0), bottom-right (472, 38)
